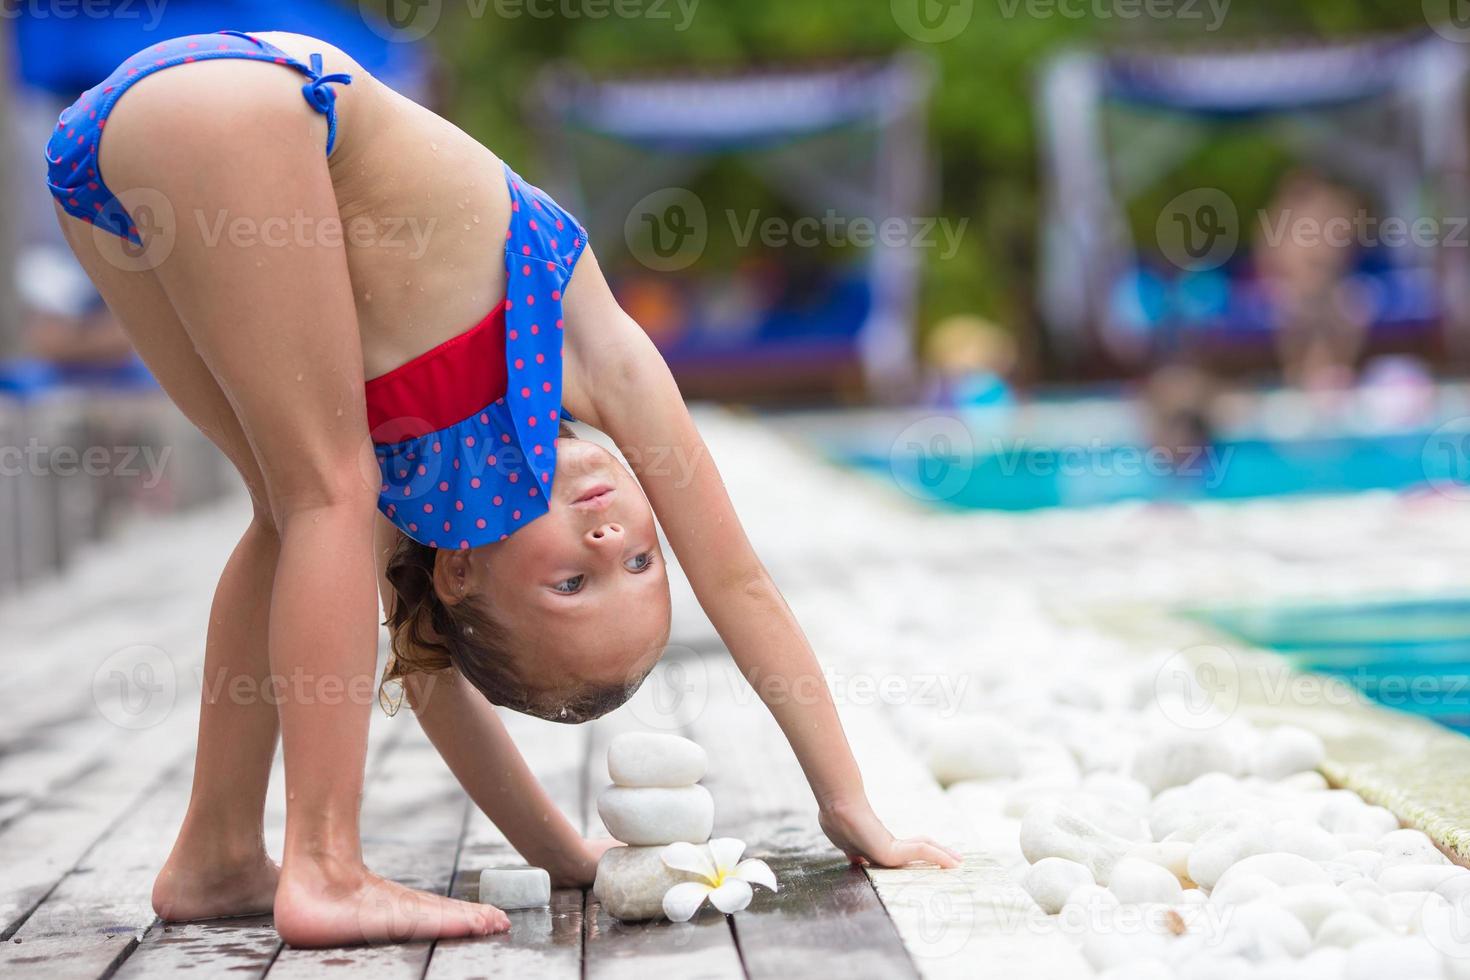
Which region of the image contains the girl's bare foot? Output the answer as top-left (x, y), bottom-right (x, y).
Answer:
top-left (152, 849), bottom-right (281, 922)
top-left (273, 857), bottom-right (508, 948)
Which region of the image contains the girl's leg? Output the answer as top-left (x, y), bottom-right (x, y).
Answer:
top-left (89, 58), bottom-right (501, 947)
top-left (56, 205), bottom-right (283, 921)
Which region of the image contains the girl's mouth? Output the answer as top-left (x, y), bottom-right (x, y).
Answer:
top-left (572, 485), bottom-right (616, 509)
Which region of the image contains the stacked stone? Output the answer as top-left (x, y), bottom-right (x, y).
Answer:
top-left (592, 732), bottom-right (713, 921)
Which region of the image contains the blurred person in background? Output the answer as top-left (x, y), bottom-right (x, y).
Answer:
top-left (921, 314), bottom-right (1018, 411)
top-left (1256, 169), bottom-right (1370, 394)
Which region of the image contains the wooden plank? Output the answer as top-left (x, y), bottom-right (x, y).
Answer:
top-left (425, 714), bottom-right (588, 980)
top-left (0, 762), bottom-right (193, 979)
top-left (689, 659), bottom-right (917, 980)
top-left (582, 669), bottom-right (746, 980)
top-left (264, 725), bottom-right (471, 980)
top-left (108, 710), bottom-right (402, 979)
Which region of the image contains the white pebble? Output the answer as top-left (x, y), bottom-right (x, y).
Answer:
top-left (477, 867), bottom-right (550, 910)
top-left (1214, 902), bottom-right (1312, 960)
top-left (1315, 909), bottom-right (1389, 948)
top-left (1131, 731), bottom-right (1239, 795)
top-left (1272, 819), bottom-right (1344, 861)
top-left (1379, 828), bottom-right (1450, 868)
top-left (1343, 936), bottom-right (1445, 980)
top-left (1123, 841), bottom-right (1194, 887)
top-left (1209, 872), bottom-right (1281, 907)
top-left (1082, 772), bottom-right (1153, 813)
top-left (606, 732), bottom-right (707, 787)
top-left (926, 718), bottom-right (1022, 784)
top-left (1379, 865), bottom-right (1466, 894)
top-left (1019, 801), bottom-right (1133, 884)
top-left (1266, 883), bottom-right (1354, 934)
top-left (1251, 726), bottom-right (1326, 780)
top-left (1187, 812), bottom-right (1274, 889)
top-left (596, 785), bottom-right (714, 846)
top-left (1022, 856), bottom-right (1094, 915)
top-left (1214, 852), bottom-right (1334, 893)
top-left (1108, 857), bottom-right (1183, 906)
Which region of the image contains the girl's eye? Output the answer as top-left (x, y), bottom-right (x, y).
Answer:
top-left (625, 552), bottom-right (655, 573)
top-left (553, 575), bottom-right (585, 595)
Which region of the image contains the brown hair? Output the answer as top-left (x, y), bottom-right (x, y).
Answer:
top-left (381, 535), bottom-right (645, 723)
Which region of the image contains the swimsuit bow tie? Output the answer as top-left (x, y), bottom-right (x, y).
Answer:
top-left (302, 53), bottom-right (353, 153)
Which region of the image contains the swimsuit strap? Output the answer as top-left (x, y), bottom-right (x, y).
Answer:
top-left (300, 53), bottom-right (354, 156)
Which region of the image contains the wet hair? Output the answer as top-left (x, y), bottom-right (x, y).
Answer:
top-left (381, 536), bottom-right (646, 724)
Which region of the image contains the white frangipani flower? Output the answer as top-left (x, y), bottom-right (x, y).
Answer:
top-left (659, 837), bottom-right (778, 922)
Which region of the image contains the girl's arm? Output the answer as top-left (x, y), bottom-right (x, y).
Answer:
top-left (562, 251), bottom-right (959, 869)
top-left (373, 520), bottom-right (614, 886)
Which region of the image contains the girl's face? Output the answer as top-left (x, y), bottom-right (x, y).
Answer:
top-left (468, 436), bottom-right (671, 691)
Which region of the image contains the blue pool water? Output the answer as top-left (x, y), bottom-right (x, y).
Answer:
top-left (1203, 598), bottom-right (1470, 733)
top-left (844, 412), bottom-right (1468, 510)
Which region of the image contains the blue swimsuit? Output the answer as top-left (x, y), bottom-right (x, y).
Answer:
top-left (44, 31), bottom-right (587, 550)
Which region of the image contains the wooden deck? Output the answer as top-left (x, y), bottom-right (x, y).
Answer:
top-left (0, 494), bottom-right (1003, 980)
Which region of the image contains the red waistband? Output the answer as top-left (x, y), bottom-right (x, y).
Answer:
top-left (365, 305), bottom-right (507, 442)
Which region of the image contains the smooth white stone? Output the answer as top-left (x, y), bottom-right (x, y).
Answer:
top-left (1321, 859), bottom-right (1369, 885)
top-left (1378, 865), bottom-right (1465, 894)
top-left (1097, 960), bottom-right (1172, 980)
top-left (1266, 884), bottom-right (1353, 934)
top-left (606, 733), bottom-right (707, 788)
top-left (1131, 732), bottom-right (1239, 795)
top-left (1001, 775), bottom-right (1079, 819)
top-left (1337, 849), bottom-right (1385, 879)
top-left (1209, 872), bottom-right (1280, 907)
top-left (1383, 891), bottom-right (1435, 931)
top-left (1082, 772), bottom-right (1152, 813)
top-left (1214, 902), bottom-right (1312, 960)
top-left (1278, 771), bottom-right (1330, 793)
top-left (1272, 819), bottom-right (1344, 861)
top-left (1349, 888), bottom-right (1394, 928)
top-left (1174, 956), bottom-right (1255, 980)
top-left (1318, 794), bottom-right (1399, 838)
top-left (1337, 833), bottom-right (1379, 852)
top-left (1022, 856), bottom-right (1094, 914)
top-left (1214, 852), bottom-right (1333, 893)
top-left (1342, 936), bottom-right (1445, 980)
top-left (1187, 812), bottom-right (1274, 889)
top-left (597, 785), bottom-right (714, 846)
top-left (478, 868), bottom-right (551, 910)
top-left (592, 845), bottom-right (699, 921)
top-left (1108, 857), bottom-right (1183, 906)
top-left (1251, 726), bottom-right (1326, 780)
top-left (1379, 829), bottom-right (1450, 868)
top-left (1314, 909), bottom-right (1389, 948)
top-left (1269, 948), bottom-right (1348, 980)
top-left (926, 718), bottom-right (1022, 784)
top-left (1122, 841), bottom-right (1194, 887)
top-left (1019, 801), bottom-right (1133, 884)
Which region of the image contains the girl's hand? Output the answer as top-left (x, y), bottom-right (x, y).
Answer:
top-left (549, 837), bottom-right (621, 888)
top-left (818, 799), bottom-right (962, 869)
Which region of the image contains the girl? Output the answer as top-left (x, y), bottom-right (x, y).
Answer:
top-left (47, 31), bottom-right (959, 949)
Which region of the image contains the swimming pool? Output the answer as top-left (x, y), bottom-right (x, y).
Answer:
top-left (830, 387), bottom-right (1470, 511)
top-left (1203, 597), bottom-right (1470, 733)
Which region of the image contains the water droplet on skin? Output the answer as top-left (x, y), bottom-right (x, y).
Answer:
top-left (364, 292), bottom-right (372, 302)
top-left (336, 408), bottom-right (343, 417)
top-left (463, 224), bottom-right (470, 231)
top-left (430, 142), bottom-right (438, 152)
top-left (295, 373), bottom-right (303, 382)
top-left (473, 215), bottom-right (480, 224)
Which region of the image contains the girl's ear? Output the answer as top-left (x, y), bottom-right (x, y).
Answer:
top-left (431, 549), bottom-right (471, 606)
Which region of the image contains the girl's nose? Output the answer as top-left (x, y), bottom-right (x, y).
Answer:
top-left (587, 522), bottom-right (624, 547)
